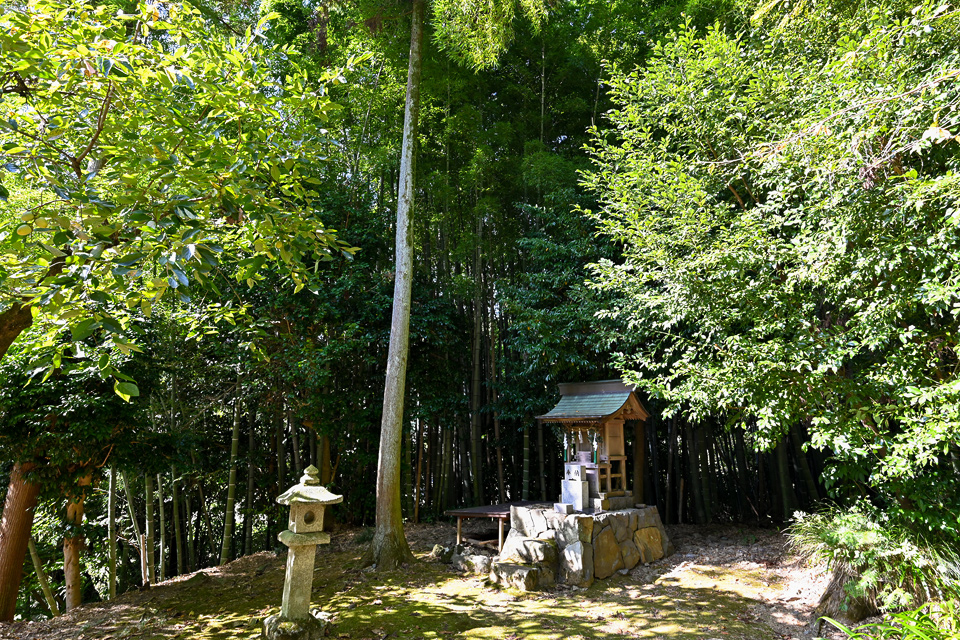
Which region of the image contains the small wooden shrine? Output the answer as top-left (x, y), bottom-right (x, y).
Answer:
top-left (536, 380), bottom-right (648, 511)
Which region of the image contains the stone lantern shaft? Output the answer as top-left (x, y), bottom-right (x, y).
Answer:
top-left (264, 465), bottom-right (342, 638)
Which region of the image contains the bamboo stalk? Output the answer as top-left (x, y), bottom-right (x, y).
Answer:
top-left (29, 538), bottom-right (58, 616)
top-left (107, 468), bottom-right (117, 599)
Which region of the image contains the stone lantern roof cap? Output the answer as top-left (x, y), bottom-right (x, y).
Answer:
top-left (276, 465), bottom-right (343, 505)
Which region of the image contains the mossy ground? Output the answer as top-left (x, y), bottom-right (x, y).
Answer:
top-left (0, 524), bottom-right (795, 640)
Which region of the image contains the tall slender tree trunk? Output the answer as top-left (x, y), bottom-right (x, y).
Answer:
top-left (244, 407), bottom-right (256, 556)
top-left (29, 537), bottom-right (58, 616)
top-left (649, 418), bottom-right (662, 512)
top-left (698, 423), bottom-right (713, 522)
top-left (404, 418), bottom-right (414, 518)
top-left (732, 429), bottom-right (753, 520)
top-left (442, 425), bottom-right (454, 509)
top-left (470, 296), bottom-right (484, 505)
top-left (537, 422), bottom-right (546, 500)
top-left (144, 474), bottom-right (156, 586)
top-left (684, 421), bottom-right (706, 523)
top-left (458, 421), bottom-right (472, 503)
top-left (184, 489), bottom-right (195, 572)
top-left (108, 468), bottom-right (117, 598)
top-left (0, 463), bottom-right (40, 621)
top-left (633, 420), bottom-right (646, 503)
top-left (489, 324), bottom-right (505, 504)
top-left (365, 0), bottom-right (423, 570)
top-left (413, 420), bottom-right (424, 523)
top-left (290, 410), bottom-right (302, 477)
top-left (157, 474), bottom-right (166, 581)
top-left (522, 426), bottom-right (531, 500)
top-left (171, 466), bottom-right (184, 576)
top-left (791, 422), bottom-right (820, 504)
top-left (775, 438), bottom-right (796, 520)
top-left (221, 400), bottom-right (241, 565)
top-left (665, 416), bottom-right (677, 523)
top-left (64, 473), bottom-right (92, 610)
top-left (121, 471), bottom-right (146, 585)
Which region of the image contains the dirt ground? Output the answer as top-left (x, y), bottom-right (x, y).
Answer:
top-left (0, 520), bottom-right (843, 640)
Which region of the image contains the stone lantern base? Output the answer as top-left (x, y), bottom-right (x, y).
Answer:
top-left (262, 610), bottom-right (331, 640)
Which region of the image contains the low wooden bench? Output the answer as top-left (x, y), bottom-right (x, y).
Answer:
top-left (444, 501), bottom-right (549, 551)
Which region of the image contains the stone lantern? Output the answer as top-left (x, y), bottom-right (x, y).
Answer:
top-left (262, 465), bottom-right (342, 640)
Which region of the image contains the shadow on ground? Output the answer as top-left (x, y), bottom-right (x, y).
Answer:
top-left (0, 523), bottom-right (805, 640)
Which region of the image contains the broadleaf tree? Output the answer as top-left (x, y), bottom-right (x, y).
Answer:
top-left (0, 0), bottom-right (357, 619)
top-left (584, 2), bottom-right (960, 549)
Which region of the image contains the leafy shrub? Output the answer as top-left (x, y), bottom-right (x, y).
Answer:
top-left (822, 600), bottom-right (960, 640)
top-left (789, 509), bottom-right (960, 612)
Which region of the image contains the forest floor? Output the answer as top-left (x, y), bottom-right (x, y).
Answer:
top-left (0, 520), bottom-right (843, 640)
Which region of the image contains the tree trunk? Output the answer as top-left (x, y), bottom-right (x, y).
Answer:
top-left (651, 418), bottom-right (663, 511)
top-left (221, 400), bottom-right (241, 565)
top-left (775, 437), bottom-right (796, 521)
top-left (791, 422), bottom-right (821, 504)
top-left (522, 425), bottom-right (531, 500)
top-left (665, 416), bottom-right (677, 523)
top-left (365, 0), bottom-right (423, 570)
top-left (698, 423), bottom-right (713, 522)
top-left (64, 473), bottom-right (92, 610)
top-left (157, 474), bottom-right (166, 581)
top-left (537, 422), bottom-right (546, 500)
top-left (442, 425), bottom-right (453, 509)
top-left (0, 303), bottom-right (34, 361)
top-left (121, 471), bottom-right (146, 585)
top-left (490, 330), bottom-right (505, 504)
top-left (144, 474), bottom-right (156, 585)
top-left (0, 463), bottom-right (40, 621)
top-left (404, 418), bottom-right (414, 519)
top-left (458, 420), bottom-right (472, 504)
top-left (684, 421), bottom-right (705, 523)
top-left (290, 410), bottom-right (302, 477)
top-left (243, 408), bottom-right (256, 557)
top-left (184, 489), bottom-right (195, 572)
top-left (413, 419), bottom-right (424, 523)
top-left (470, 297), bottom-right (484, 506)
top-left (29, 537), bottom-right (58, 616)
top-left (633, 420), bottom-right (646, 504)
top-left (171, 466), bottom-right (184, 576)
top-left (320, 435), bottom-right (332, 485)
top-left (734, 428), bottom-right (755, 522)
top-left (108, 468), bottom-right (117, 598)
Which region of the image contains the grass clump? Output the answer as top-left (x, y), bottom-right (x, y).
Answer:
top-left (788, 509), bottom-right (960, 612)
top-left (822, 600), bottom-right (960, 640)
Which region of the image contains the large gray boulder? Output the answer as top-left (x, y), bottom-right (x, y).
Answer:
top-left (489, 562), bottom-right (555, 591)
top-left (499, 536), bottom-right (558, 566)
top-left (456, 554), bottom-right (492, 575)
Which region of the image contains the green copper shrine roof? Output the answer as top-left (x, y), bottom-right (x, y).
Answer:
top-left (536, 380), bottom-right (643, 422)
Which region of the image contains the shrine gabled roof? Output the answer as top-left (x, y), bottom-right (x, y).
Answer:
top-left (535, 380), bottom-right (649, 423)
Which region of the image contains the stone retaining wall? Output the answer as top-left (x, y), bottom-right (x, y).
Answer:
top-left (492, 505), bottom-right (673, 589)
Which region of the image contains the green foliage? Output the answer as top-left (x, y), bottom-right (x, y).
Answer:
top-left (822, 600), bottom-right (960, 640)
top-left (584, 0), bottom-right (960, 540)
top-left (432, 0), bottom-right (545, 70)
top-left (789, 509), bottom-right (960, 612)
top-left (0, 0), bottom-right (356, 381)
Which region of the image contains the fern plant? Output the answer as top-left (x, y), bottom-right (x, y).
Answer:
top-left (789, 509), bottom-right (960, 612)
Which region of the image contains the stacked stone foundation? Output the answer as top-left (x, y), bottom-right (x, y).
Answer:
top-left (486, 505), bottom-right (673, 590)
